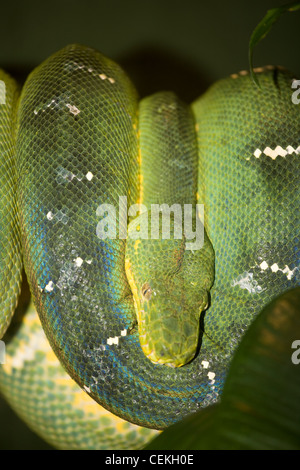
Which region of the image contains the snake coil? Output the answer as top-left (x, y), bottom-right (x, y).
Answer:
top-left (0, 45), bottom-right (299, 449)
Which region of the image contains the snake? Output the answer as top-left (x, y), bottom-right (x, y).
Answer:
top-left (0, 44), bottom-right (299, 449)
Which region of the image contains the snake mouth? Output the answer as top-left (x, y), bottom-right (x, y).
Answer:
top-left (141, 339), bottom-right (198, 368)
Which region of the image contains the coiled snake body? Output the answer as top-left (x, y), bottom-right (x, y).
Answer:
top-left (0, 45), bottom-right (299, 449)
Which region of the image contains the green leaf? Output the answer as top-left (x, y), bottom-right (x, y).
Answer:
top-left (249, 2), bottom-right (300, 86)
top-left (145, 288), bottom-right (300, 449)
top-left (145, 404), bottom-right (219, 450)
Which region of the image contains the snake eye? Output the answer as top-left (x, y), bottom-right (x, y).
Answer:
top-left (141, 282), bottom-right (152, 301)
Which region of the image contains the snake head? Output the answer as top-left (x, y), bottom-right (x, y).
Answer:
top-left (136, 275), bottom-right (209, 367)
top-left (125, 215), bottom-right (213, 367)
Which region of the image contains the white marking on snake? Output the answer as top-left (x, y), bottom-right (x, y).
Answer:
top-left (230, 67), bottom-right (272, 79)
top-left (207, 371), bottom-right (216, 383)
top-left (264, 146), bottom-right (286, 159)
top-left (56, 210), bottom-right (69, 224)
top-left (270, 263), bottom-right (280, 273)
top-left (74, 257), bottom-right (83, 267)
top-left (70, 61), bottom-right (116, 85)
top-left (107, 329), bottom-right (128, 345)
top-left (66, 104), bottom-right (80, 116)
top-left (99, 73), bottom-right (115, 83)
top-left (34, 98), bottom-right (57, 115)
top-left (56, 166), bottom-right (75, 183)
top-left (56, 166), bottom-right (86, 184)
top-left (201, 361), bottom-right (216, 389)
top-left (45, 281), bottom-right (54, 292)
top-left (231, 272), bottom-right (263, 294)
top-left (86, 171), bottom-right (94, 181)
top-left (259, 261), bottom-right (298, 280)
top-left (260, 261), bottom-right (268, 270)
top-left (253, 144), bottom-right (300, 159)
top-left (83, 385), bottom-right (91, 393)
top-left (45, 209), bottom-right (69, 225)
top-left (282, 266), bottom-right (298, 280)
top-left (286, 145), bottom-right (296, 154)
top-left (253, 148), bottom-right (262, 158)
top-left (107, 336), bottom-right (119, 345)
top-left (271, 263), bottom-right (297, 280)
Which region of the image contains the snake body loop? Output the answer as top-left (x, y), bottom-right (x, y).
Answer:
top-left (127, 91), bottom-right (214, 367)
top-left (0, 45), bottom-right (299, 448)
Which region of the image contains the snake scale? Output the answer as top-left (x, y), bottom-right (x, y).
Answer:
top-left (0, 44), bottom-right (299, 449)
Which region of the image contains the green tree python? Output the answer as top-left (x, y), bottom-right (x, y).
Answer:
top-left (0, 44), bottom-right (299, 449)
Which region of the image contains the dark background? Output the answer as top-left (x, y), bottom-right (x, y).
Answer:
top-left (0, 0), bottom-right (299, 450)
